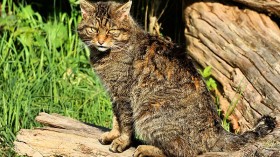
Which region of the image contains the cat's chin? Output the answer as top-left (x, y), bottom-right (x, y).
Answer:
top-left (95, 46), bottom-right (110, 52)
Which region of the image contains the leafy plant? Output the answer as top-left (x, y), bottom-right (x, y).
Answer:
top-left (199, 66), bottom-right (217, 91)
top-left (199, 66), bottom-right (232, 131)
top-left (199, 66), bottom-right (248, 133)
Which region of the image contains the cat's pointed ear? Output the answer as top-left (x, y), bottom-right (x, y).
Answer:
top-left (80, 0), bottom-right (95, 19)
top-left (115, 1), bottom-right (132, 21)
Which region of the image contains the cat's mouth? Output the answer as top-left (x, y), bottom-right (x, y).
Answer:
top-left (95, 45), bottom-right (110, 52)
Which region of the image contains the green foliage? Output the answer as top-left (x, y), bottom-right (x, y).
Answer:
top-left (200, 66), bottom-right (247, 133)
top-left (0, 0), bottom-right (112, 154)
top-left (206, 78), bottom-right (217, 91)
top-left (223, 81), bottom-right (246, 133)
top-left (199, 66), bottom-right (232, 132)
top-left (199, 66), bottom-right (217, 91)
top-left (199, 66), bottom-right (212, 78)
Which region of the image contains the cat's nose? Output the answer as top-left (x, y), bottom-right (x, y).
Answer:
top-left (98, 40), bottom-right (104, 45)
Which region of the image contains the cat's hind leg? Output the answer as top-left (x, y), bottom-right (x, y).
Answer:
top-left (99, 115), bottom-right (120, 145)
top-left (133, 145), bottom-right (166, 157)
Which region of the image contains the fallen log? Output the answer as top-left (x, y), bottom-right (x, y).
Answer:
top-left (14, 112), bottom-right (280, 157)
top-left (14, 112), bottom-right (135, 157)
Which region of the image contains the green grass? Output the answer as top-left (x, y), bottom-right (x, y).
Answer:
top-left (0, 0), bottom-right (112, 155)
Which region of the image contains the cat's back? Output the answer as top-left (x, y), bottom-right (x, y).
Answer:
top-left (131, 35), bottom-right (219, 119)
top-left (130, 34), bottom-right (222, 156)
top-left (131, 33), bottom-right (217, 113)
top-left (132, 34), bottom-right (204, 91)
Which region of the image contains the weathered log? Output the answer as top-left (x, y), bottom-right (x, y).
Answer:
top-left (184, 1), bottom-right (280, 132)
top-left (14, 112), bottom-right (280, 157)
top-left (14, 112), bottom-right (135, 157)
top-left (230, 0), bottom-right (280, 17)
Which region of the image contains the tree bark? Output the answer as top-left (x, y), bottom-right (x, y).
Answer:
top-left (230, 0), bottom-right (280, 17)
top-left (184, 1), bottom-right (280, 132)
top-left (14, 112), bottom-right (135, 157)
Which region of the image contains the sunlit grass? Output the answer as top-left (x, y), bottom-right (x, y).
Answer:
top-left (0, 0), bottom-right (112, 155)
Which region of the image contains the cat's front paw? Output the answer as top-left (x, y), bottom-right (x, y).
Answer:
top-left (109, 134), bottom-right (131, 153)
top-left (133, 145), bottom-right (166, 157)
top-left (98, 130), bottom-right (120, 145)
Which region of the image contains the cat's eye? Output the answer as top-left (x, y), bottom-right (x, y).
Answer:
top-left (108, 29), bottom-right (121, 36)
top-left (86, 27), bottom-right (98, 34)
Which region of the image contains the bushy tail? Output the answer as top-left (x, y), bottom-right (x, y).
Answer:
top-left (251, 115), bottom-right (277, 137)
top-left (214, 115), bottom-right (277, 152)
top-left (242, 115), bottom-right (277, 141)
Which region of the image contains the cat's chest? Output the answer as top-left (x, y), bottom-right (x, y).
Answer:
top-left (92, 52), bottom-right (134, 95)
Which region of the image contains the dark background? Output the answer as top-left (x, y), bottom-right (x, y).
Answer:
top-left (12, 0), bottom-right (186, 44)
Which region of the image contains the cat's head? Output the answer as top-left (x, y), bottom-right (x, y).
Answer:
top-left (78, 0), bottom-right (134, 52)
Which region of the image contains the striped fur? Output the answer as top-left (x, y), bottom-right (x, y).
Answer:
top-left (78, 1), bottom-right (276, 156)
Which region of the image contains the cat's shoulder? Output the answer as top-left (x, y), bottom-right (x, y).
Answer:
top-left (143, 34), bottom-right (187, 60)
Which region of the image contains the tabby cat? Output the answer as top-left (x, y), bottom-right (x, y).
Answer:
top-left (77, 0), bottom-right (276, 156)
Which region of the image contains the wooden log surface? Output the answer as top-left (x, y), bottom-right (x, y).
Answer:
top-left (14, 112), bottom-right (135, 157)
top-left (230, 0), bottom-right (280, 17)
top-left (184, 1), bottom-right (280, 132)
top-left (14, 112), bottom-right (280, 157)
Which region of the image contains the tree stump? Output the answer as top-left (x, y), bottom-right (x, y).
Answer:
top-left (184, 1), bottom-right (280, 132)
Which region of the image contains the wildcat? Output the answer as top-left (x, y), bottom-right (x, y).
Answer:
top-left (77, 0), bottom-right (276, 156)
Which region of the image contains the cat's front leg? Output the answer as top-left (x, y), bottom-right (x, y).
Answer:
top-left (99, 115), bottom-right (121, 145)
top-left (109, 100), bottom-right (133, 153)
